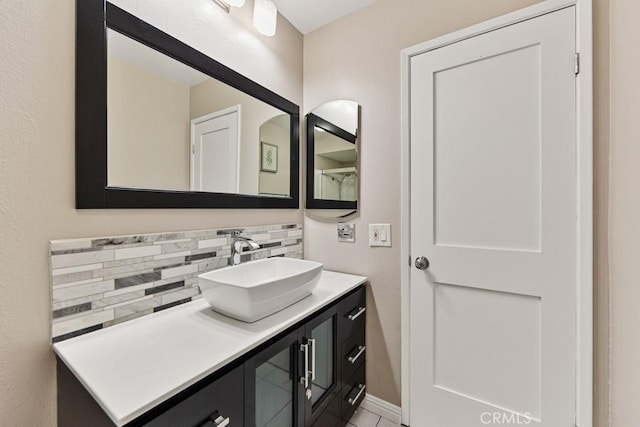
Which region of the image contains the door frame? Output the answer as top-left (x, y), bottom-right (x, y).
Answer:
top-left (399, 0), bottom-right (593, 425)
top-left (189, 104), bottom-right (241, 192)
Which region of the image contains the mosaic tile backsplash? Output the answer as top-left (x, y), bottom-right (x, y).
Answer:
top-left (50, 223), bottom-right (303, 343)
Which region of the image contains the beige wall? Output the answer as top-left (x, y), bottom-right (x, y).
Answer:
top-left (593, 1), bottom-right (610, 426)
top-left (304, 0), bottom-right (612, 418)
top-left (609, 1), bottom-right (640, 426)
top-left (108, 56), bottom-right (191, 190)
top-left (0, 0), bottom-right (302, 425)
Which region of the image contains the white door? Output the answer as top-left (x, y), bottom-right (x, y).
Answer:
top-left (190, 106), bottom-right (240, 193)
top-left (409, 7), bottom-right (576, 427)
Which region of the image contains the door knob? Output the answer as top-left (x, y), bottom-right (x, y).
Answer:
top-left (415, 256), bottom-right (430, 270)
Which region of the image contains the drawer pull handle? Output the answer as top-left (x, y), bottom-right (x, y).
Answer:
top-left (201, 412), bottom-right (230, 427)
top-left (348, 384), bottom-right (366, 406)
top-left (347, 345), bottom-right (366, 364)
top-left (347, 307), bottom-right (366, 321)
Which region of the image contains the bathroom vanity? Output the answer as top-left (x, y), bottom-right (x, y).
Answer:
top-left (65, 1), bottom-right (369, 423)
top-left (55, 271), bottom-right (367, 427)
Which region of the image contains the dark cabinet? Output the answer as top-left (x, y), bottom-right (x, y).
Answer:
top-left (243, 286), bottom-right (366, 427)
top-left (57, 360), bottom-right (244, 427)
top-left (145, 365), bottom-right (244, 427)
top-left (58, 285), bottom-right (366, 427)
top-left (244, 304), bottom-right (341, 427)
top-left (337, 287), bottom-right (367, 422)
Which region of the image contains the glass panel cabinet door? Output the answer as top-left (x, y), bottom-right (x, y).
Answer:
top-left (303, 306), bottom-right (338, 426)
top-left (247, 330), bottom-right (303, 427)
top-left (246, 307), bottom-right (339, 427)
top-left (255, 347), bottom-right (294, 427)
top-left (310, 317), bottom-right (335, 406)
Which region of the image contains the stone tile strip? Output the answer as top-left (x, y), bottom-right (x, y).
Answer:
top-left (49, 223), bottom-right (303, 342)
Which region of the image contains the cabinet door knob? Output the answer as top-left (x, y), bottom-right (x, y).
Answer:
top-left (213, 416), bottom-right (230, 427)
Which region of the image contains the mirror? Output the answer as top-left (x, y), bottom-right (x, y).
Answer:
top-left (107, 30), bottom-right (290, 197)
top-left (306, 100), bottom-right (359, 214)
top-left (76, 1), bottom-right (299, 208)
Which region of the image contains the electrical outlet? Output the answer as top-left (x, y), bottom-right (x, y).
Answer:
top-left (369, 224), bottom-right (391, 247)
top-left (337, 223), bottom-right (355, 243)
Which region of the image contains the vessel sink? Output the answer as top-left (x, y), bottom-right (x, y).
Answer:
top-left (198, 258), bottom-right (323, 322)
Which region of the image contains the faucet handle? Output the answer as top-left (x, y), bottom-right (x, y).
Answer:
top-left (217, 228), bottom-right (244, 237)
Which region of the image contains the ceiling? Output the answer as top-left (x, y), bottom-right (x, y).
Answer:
top-left (271, 0), bottom-right (381, 34)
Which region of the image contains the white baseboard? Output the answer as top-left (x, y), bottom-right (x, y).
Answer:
top-left (360, 393), bottom-right (402, 424)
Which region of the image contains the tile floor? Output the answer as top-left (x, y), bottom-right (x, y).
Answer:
top-left (348, 407), bottom-right (401, 427)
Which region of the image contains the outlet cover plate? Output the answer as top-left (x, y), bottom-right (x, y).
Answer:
top-left (369, 224), bottom-right (391, 247)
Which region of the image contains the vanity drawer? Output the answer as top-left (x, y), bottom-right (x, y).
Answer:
top-left (312, 394), bottom-right (342, 427)
top-left (341, 364), bottom-right (366, 421)
top-left (340, 327), bottom-right (365, 381)
top-left (338, 286), bottom-right (366, 343)
top-left (143, 365), bottom-right (243, 427)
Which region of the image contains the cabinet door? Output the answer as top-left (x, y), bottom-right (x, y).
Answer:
top-left (245, 329), bottom-right (305, 427)
top-left (302, 306), bottom-right (339, 426)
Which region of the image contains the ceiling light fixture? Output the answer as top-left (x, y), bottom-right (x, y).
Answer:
top-left (212, 0), bottom-right (245, 13)
top-left (253, 0), bottom-right (277, 37)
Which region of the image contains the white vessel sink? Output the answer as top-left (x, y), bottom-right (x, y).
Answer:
top-left (198, 258), bottom-right (323, 323)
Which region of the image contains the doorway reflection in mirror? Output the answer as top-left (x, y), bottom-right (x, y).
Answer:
top-left (106, 29), bottom-right (291, 197)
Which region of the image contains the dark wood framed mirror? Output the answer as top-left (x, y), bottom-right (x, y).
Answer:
top-left (305, 102), bottom-right (358, 211)
top-left (76, 0), bottom-right (299, 208)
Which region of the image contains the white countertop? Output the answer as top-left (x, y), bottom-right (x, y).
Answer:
top-left (53, 270), bottom-right (367, 426)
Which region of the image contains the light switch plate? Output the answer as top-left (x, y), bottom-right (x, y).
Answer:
top-left (337, 223), bottom-right (355, 243)
top-left (369, 224), bottom-right (391, 247)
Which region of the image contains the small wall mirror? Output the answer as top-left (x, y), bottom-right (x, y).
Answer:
top-left (305, 100), bottom-right (359, 216)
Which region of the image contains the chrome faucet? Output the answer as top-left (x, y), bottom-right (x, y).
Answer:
top-left (230, 231), bottom-right (260, 265)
